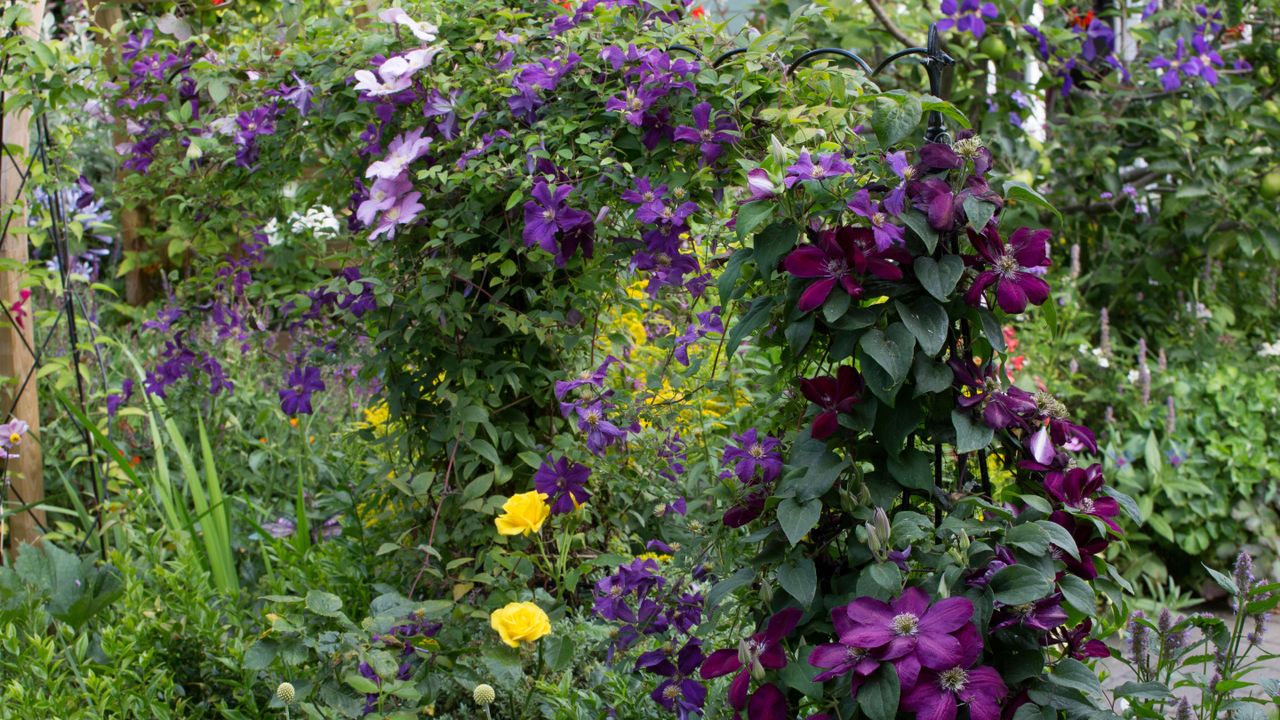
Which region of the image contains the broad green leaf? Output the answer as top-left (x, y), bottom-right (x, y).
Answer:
top-left (858, 663), bottom-right (901, 720)
top-left (990, 564), bottom-right (1052, 605)
top-left (951, 410), bottom-right (993, 454)
top-left (752, 221), bottom-right (797, 280)
top-left (777, 498), bottom-right (822, 546)
top-left (871, 92), bottom-right (923, 148)
top-left (776, 557), bottom-right (817, 607)
top-left (895, 299), bottom-right (948, 356)
top-left (914, 255), bottom-right (964, 301)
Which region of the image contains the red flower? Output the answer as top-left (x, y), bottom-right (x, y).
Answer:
top-left (782, 227), bottom-right (907, 313)
top-left (690, 5), bottom-right (706, 18)
top-left (799, 365), bottom-right (865, 440)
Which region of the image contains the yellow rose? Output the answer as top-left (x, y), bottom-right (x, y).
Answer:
top-left (489, 601), bottom-right (551, 648)
top-left (494, 491), bottom-right (551, 536)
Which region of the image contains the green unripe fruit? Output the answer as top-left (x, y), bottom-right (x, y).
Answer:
top-left (1262, 171), bottom-right (1280, 200)
top-left (980, 36), bottom-right (1007, 61)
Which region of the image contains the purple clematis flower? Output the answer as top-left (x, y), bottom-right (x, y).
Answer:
top-left (365, 127), bottom-right (432, 180)
top-left (576, 399), bottom-right (628, 455)
top-left (622, 177), bottom-right (668, 206)
top-left (555, 355), bottom-right (619, 399)
top-left (522, 180), bottom-right (596, 266)
top-left (785, 152), bottom-right (853, 188)
top-left (673, 102), bottom-right (738, 165)
top-left (907, 178), bottom-right (958, 231)
top-left (534, 455), bottom-right (592, 514)
top-left (883, 151), bottom-right (917, 215)
top-left (841, 587), bottom-right (974, 689)
top-left (369, 190), bottom-right (424, 241)
top-left (783, 227), bottom-right (907, 312)
top-left (722, 428), bottom-right (783, 484)
top-left (900, 624), bottom-right (1007, 720)
top-left (744, 168), bottom-right (779, 203)
top-left (646, 639), bottom-right (707, 719)
top-left (279, 365), bottom-right (325, 415)
top-left (1190, 35), bottom-right (1224, 85)
top-left (1049, 619), bottom-right (1111, 661)
top-left (1149, 39), bottom-right (1202, 92)
top-left (949, 359), bottom-right (1037, 430)
top-left (1050, 511), bottom-right (1111, 580)
top-left (422, 88), bottom-right (462, 140)
top-left (1044, 464), bottom-right (1121, 533)
top-left (938, 0), bottom-right (999, 38)
top-left (964, 223), bottom-right (1052, 314)
top-left (799, 365), bottom-right (866, 440)
top-left (700, 607), bottom-right (801, 717)
top-left (808, 604), bottom-right (881, 692)
top-left (847, 189), bottom-right (905, 250)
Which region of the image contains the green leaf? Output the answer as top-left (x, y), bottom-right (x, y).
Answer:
top-left (1114, 681), bottom-right (1172, 701)
top-left (822, 289), bottom-right (851, 324)
top-left (895, 299), bottom-right (948, 357)
top-left (718, 248), bottom-right (753, 305)
top-left (920, 95), bottom-right (971, 127)
top-left (725, 296), bottom-right (774, 355)
top-left (344, 672), bottom-right (382, 694)
top-left (1048, 658), bottom-right (1105, 700)
top-left (914, 255), bottom-right (964, 301)
top-left (707, 567), bottom-right (755, 609)
top-left (243, 639), bottom-right (278, 671)
top-left (963, 195), bottom-right (997, 231)
top-left (785, 314), bottom-right (815, 354)
top-left (990, 565), bottom-right (1053, 605)
top-left (1058, 574), bottom-right (1097, 616)
top-left (1203, 563), bottom-right (1239, 596)
top-left (1004, 522), bottom-right (1050, 555)
top-left (977, 308), bottom-right (1006, 353)
top-left (858, 663), bottom-right (901, 720)
top-left (1036, 519), bottom-right (1080, 560)
top-left (777, 498), bottom-right (822, 546)
top-left (871, 92), bottom-right (923, 148)
top-left (753, 221), bottom-right (798, 280)
top-left (778, 438), bottom-right (848, 501)
top-left (859, 324), bottom-right (914, 388)
top-left (305, 590), bottom-right (344, 617)
top-left (912, 355), bottom-right (953, 396)
top-left (737, 202), bottom-right (776, 243)
top-left (1004, 180), bottom-right (1061, 221)
top-left (776, 558), bottom-right (817, 607)
top-left (901, 210), bottom-right (939, 252)
top-left (887, 449), bottom-right (933, 490)
top-left (951, 410), bottom-right (993, 454)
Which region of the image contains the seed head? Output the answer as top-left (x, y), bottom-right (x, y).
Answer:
top-left (276, 682), bottom-right (296, 704)
top-left (473, 683), bottom-right (496, 705)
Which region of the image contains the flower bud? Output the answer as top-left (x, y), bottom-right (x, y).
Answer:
top-left (872, 507), bottom-right (891, 544)
top-left (473, 684), bottom-right (496, 705)
top-left (276, 682), bottom-right (295, 704)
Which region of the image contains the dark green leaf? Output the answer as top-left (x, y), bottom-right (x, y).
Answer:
top-left (1004, 180), bottom-right (1061, 221)
top-left (912, 355), bottom-right (953, 396)
top-left (914, 255), bottom-right (964, 301)
top-left (990, 564), bottom-right (1053, 605)
top-left (963, 195), bottom-right (997, 231)
top-left (736, 202), bottom-right (776, 242)
top-left (777, 498), bottom-right (822, 546)
top-left (895, 299), bottom-right (948, 357)
top-left (752, 221), bottom-right (798, 280)
top-left (725, 296), bottom-right (774, 355)
top-left (857, 663), bottom-right (901, 720)
top-left (776, 557), bottom-right (817, 607)
top-left (902, 210), bottom-right (939, 252)
top-left (1058, 574), bottom-right (1097, 616)
top-left (871, 92), bottom-right (923, 149)
top-left (951, 410), bottom-right (993, 454)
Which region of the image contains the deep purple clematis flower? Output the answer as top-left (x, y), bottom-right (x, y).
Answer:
top-left (799, 365), bottom-right (866, 440)
top-left (840, 587), bottom-right (973, 688)
top-left (785, 152), bottom-right (853, 188)
top-left (808, 603), bottom-right (881, 692)
top-left (522, 180), bottom-right (596, 266)
top-left (555, 355), bottom-right (620, 399)
top-left (883, 151), bottom-right (917, 215)
top-left (907, 178), bottom-right (957, 231)
top-left (938, 0), bottom-right (998, 38)
top-left (605, 86), bottom-right (662, 127)
top-left (1034, 393), bottom-right (1099, 454)
top-left (576, 399), bottom-right (628, 455)
top-left (964, 224), bottom-right (1052, 314)
top-left (673, 102), bottom-right (737, 165)
top-left (422, 88), bottom-right (462, 140)
top-left (1049, 619), bottom-right (1111, 661)
top-left (622, 177), bottom-right (668, 206)
top-left (534, 455), bottom-right (592, 514)
top-left (279, 365), bottom-right (325, 415)
top-left (1044, 464), bottom-right (1120, 533)
top-left (783, 227), bottom-right (907, 312)
top-left (965, 545), bottom-right (1015, 588)
top-left (847, 189), bottom-right (905, 250)
top-left (722, 428), bottom-right (783, 484)
top-left (1149, 39), bottom-right (1201, 92)
top-left (700, 607), bottom-right (802, 715)
top-left (723, 490), bottom-right (768, 528)
top-left (992, 593), bottom-right (1068, 632)
top-left (949, 359), bottom-right (1037, 430)
top-left (900, 625), bottom-right (1007, 720)
top-left (1050, 511), bottom-right (1110, 580)
top-left (647, 639), bottom-right (707, 719)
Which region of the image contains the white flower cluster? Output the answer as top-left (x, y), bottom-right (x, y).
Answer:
top-left (263, 205), bottom-right (341, 246)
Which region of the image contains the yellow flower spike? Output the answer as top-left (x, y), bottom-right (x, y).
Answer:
top-left (489, 601), bottom-right (551, 648)
top-left (360, 402), bottom-right (390, 430)
top-left (494, 491), bottom-right (551, 536)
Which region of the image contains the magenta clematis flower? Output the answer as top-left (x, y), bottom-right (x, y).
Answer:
top-left (840, 587), bottom-right (973, 688)
top-left (1044, 464), bottom-right (1121, 533)
top-left (899, 624), bottom-right (1007, 720)
top-left (799, 365), bottom-right (865, 440)
top-left (1049, 619), bottom-right (1111, 661)
top-left (907, 178), bottom-right (957, 231)
top-left (743, 168), bottom-right (779, 203)
top-left (808, 604), bottom-right (881, 692)
top-left (964, 224), bottom-right (1052, 314)
top-left (991, 593), bottom-right (1068, 632)
top-left (847, 189), bottom-right (905, 250)
top-left (1050, 511), bottom-right (1111, 580)
top-left (700, 607), bottom-right (801, 717)
top-left (785, 152), bottom-right (853, 188)
top-left (782, 227), bottom-right (907, 313)
top-left (647, 639), bottom-right (707, 718)
top-left (673, 102), bottom-right (737, 165)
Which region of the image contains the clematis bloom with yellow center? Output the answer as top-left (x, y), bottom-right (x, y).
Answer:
top-left (494, 491), bottom-right (551, 536)
top-left (490, 601), bottom-right (551, 648)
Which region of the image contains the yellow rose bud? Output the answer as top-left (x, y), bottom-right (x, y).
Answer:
top-left (489, 601), bottom-right (551, 648)
top-left (494, 491), bottom-right (551, 536)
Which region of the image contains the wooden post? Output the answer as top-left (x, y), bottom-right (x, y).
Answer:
top-left (1, 0), bottom-right (49, 556)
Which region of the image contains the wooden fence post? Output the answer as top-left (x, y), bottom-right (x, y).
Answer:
top-left (1, 0), bottom-right (49, 556)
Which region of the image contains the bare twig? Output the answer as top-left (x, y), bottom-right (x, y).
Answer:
top-left (864, 0), bottom-right (917, 48)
